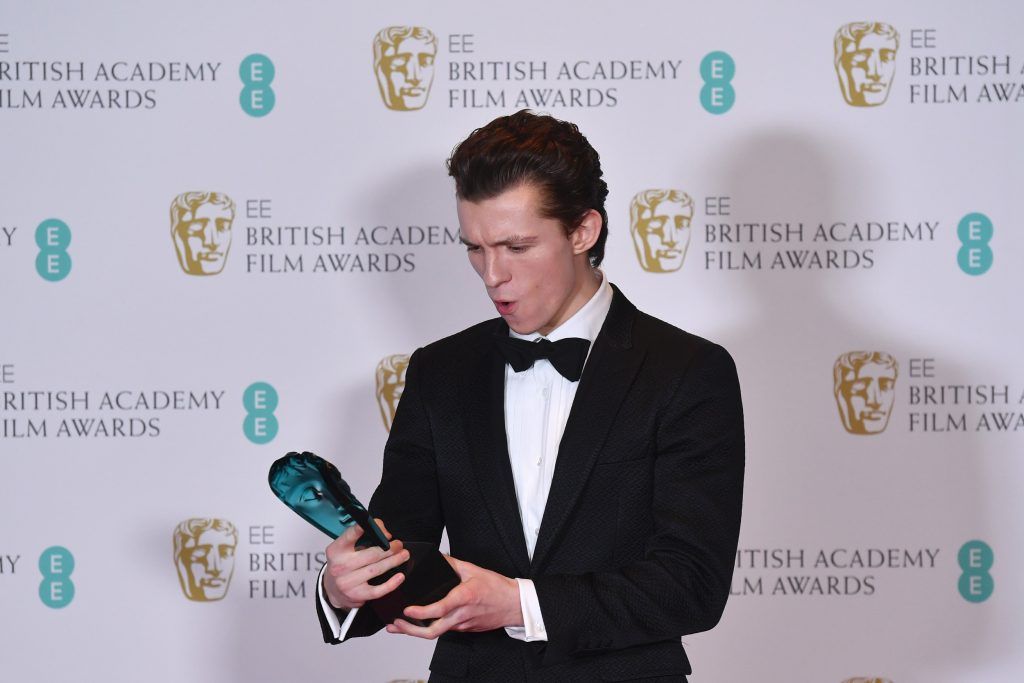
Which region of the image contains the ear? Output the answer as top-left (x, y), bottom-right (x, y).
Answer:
top-left (569, 209), bottom-right (602, 255)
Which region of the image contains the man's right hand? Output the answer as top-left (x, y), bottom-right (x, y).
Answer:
top-left (323, 518), bottom-right (410, 611)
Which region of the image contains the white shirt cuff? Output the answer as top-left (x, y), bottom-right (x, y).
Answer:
top-left (503, 578), bottom-right (548, 642)
top-left (317, 562), bottom-right (358, 640)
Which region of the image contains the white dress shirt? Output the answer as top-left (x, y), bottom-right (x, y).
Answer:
top-left (318, 273), bottom-right (613, 644)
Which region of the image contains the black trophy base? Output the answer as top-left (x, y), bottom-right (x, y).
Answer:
top-left (367, 541), bottom-right (460, 627)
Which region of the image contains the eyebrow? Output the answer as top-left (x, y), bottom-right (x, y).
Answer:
top-left (459, 234), bottom-right (538, 248)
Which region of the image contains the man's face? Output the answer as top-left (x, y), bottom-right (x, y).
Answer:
top-left (838, 362), bottom-right (897, 434)
top-left (458, 184), bottom-right (586, 336)
top-left (839, 32), bottom-right (897, 106)
top-left (380, 36), bottom-right (435, 110)
top-left (632, 197), bottom-right (692, 272)
top-left (281, 469), bottom-right (351, 534)
top-left (182, 529), bottom-right (236, 601)
top-left (173, 202), bottom-right (233, 275)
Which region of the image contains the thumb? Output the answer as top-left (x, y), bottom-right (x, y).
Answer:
top-left (443, 555), bottom-right (469, 579)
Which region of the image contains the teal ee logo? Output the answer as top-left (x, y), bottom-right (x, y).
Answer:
top-left (35, 218), bottom-right (71, 281)
top-left (957, 212), bottom-right (993, 275)
top-left (958, 539), bottom-right (993, 603)
top-left (240, 54), bottom-right (275, 117)
top-left (39, 546), bottom-right (75, 608)
top-left (243, 381), bottom-right (278, 443)
top-left (700, 51), bottom-right (735, 115)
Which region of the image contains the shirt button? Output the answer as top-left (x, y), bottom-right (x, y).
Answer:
top-left (536, 458), bottom-right (542, 467)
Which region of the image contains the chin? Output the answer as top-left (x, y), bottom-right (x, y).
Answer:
top-left (508, 318), bottom-right (542, 335)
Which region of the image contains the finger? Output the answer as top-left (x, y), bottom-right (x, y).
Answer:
top-left (330, 523), bottom-right (364, 552)
top-left (345, 522), bottom-right (365, 543)
top-left (374, 518), bottom-right (393, 540)
top-left (331, 540), bottom-right (403, 585)
top-left (331, 563), bottom-right (406, 606)
top-left (324, 574), bottom-right (361, 610)
top-left (325, 526), bottom-right (360, 556)
top-left (362, 547), bottom-right (410, 583)
top-left (329, 539), bottom-right (405, 577)
top-left (386, 616), bottom-right (452, 640)
top-left (354, 570), bottom-right (405, 602)
top-left (404, 588), bottom-right (460, 621)
top-left (326, 588), bottom-right (362, 611)
top-left (443, 555), bottom-right (466, 578)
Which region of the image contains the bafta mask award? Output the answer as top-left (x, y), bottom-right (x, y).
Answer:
top-left (268, 451), bottom-right (458, 625)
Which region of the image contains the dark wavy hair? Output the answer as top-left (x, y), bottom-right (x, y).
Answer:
top-left (447, 110), bottom-right (609, 267)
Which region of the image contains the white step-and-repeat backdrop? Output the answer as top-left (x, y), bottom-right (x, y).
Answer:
top-left (2, 1), bottom-right (1021, 681)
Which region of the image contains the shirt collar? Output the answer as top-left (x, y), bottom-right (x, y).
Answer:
top-left (509, 271), bottom-right (613, 345)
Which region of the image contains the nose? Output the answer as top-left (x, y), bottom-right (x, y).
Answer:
top-left (663, 222), bottom-right (679, 248)
top-left (208, 550), bottom-right (223, 575)
top-left (480, 251), bottom-right (510, 288)
top-left (407, 56), bottom-right (421, 84)
top-left (202, 222), bottom-right (218, 249)
top-left (865, 381), bottom-right (881, 408)
top-left (866, 53), bottom-right (881, 80)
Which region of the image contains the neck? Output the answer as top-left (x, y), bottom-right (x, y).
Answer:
top-left (537, 266), bottom-right (602, 336)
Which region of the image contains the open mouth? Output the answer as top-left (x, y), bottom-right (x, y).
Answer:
top-left (494, 300), bottom-right (516, 315)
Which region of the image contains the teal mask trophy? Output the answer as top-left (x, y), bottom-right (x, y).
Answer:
top-left (269, 451), bottom-right (458, 625)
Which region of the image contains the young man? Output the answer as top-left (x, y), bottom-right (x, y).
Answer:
top-left (317, 110), bottom-right (744, 682)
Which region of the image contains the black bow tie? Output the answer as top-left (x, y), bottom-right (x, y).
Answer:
top-left (494, 335), bottom-right (591, 382)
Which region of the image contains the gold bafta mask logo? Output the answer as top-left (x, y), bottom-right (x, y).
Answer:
top-left (834, 351), bottom-right (898, 435)
top-left (834, 22), bottom-right (900, 107)
top-left (630, 189), bottom-right (694, 273)
top-left (373, 26), bottom-right (438, 111)
top-left (376, 354), bottom-right (410, 431)
top-left (170, 191), bottom-right (236, 275)
top-left (173, 518), bottom-right (238, 602)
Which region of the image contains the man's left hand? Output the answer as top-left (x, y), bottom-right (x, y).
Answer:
top-left (385, 556), bottom-right (523, 638)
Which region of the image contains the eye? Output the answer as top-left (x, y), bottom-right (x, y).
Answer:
top-left (391, 56), bottom-right (408, 68)
top-left (216, 219), bottom-right (230, 232)
top-left (507, 244), bottom-right (529, 253)
top-left (464, 244), bottom-right (481, 253)
top-left (300, 486), bottom-right (324, 503)
top-left (421, 55), bottom-right (435, 67)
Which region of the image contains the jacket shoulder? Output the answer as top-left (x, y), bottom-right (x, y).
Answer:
top-left (412, 318), bottom-right (502, 369)
top-left (631, 309), bottom-right (733, 366)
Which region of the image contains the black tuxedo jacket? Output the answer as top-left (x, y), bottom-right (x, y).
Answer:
top-left (317, 285), bottom-right (744, 682)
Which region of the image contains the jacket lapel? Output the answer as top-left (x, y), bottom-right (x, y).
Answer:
top-left (463, 323), bottom-right (532, 577)
top-left (531, 287), bottom-right (645, 573)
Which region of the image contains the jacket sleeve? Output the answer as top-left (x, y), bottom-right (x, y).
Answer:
top-left (533, 343), bottom-right (745, 664)
top-left (315, 347), bottom-right (446, 643)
